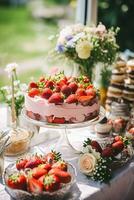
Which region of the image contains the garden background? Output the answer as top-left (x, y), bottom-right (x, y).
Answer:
top-left (0, 0), bottom-right (134, 96)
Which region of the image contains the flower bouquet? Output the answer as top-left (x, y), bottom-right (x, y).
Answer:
top-left (78, 136), bottom-right (134, 183)
top-left (55, 23), bottom-right (119, 80)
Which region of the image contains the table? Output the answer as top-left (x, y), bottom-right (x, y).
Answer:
top-left (0, 154), bottom-right (134, 200)
top-left (0, 105), bottom-right (134, 200)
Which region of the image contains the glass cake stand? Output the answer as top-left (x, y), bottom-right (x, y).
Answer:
top-left (22, 106), bottom-right (105, 160)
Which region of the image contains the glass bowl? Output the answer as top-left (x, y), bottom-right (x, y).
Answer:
top-left (4, 127), bottom-right (33, 157)
top-left (3, 162), bottom-right (76, 200)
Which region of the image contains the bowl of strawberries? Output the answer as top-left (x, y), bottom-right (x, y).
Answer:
top-left (4, 151), bottom-right (76, 200)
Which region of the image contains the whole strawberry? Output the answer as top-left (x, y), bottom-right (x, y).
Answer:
top-left (90, 140), bottom-right (102, 153)
top-left (7, 174), bottom-right (27, 190)
top-left (57, 78), bottom-right (67, 88)
top-left (61, 85), bottom-right (72, 96)
top-left (48, 93), bottom-right (63, 104)
top-left (45, 80), bottom-right (54, 88)
top-left (68, 82), bottom-right (78, 93)
top-left (31, 167), bottom-right (47, 179)
top-left (29, 82), bottom-right (38, 89)
top-left (27, 177), bottom-right (43, 193)
top-left (114, 136), bottom-right (123, 142)
top-left (49, 168), bottom-right (71, 183)
top-left (41, 88), bottom-right (52, 99)
top-left (52, 160), bottom-right (67, 171)
top-left (66, 94), bottom-right (78, 104)
top-left (86, 88), bottom-right (96, 97)
top-left (101, 147), bottom-right (113, 158)
top-left (28, 88), bottom-right (40, 98)
top-left (39, 163), bottom-right (52, 172)
top-left (76, 88), bottom-right (86, 97)
top-left (112, 141), bottom-right (124, 155)
top-left (41, 174), bottom-right (61, 192)
top-left (16, 158), bottom-right (28, 170)
top-left (54, 85), bottom-right (61, 92)
top-left (78, 95), bottom-right (93, 106)
top-left (24, 155), bottom-right (44, 169)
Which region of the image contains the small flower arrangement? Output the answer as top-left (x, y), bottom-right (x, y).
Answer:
top-left (0, 63), bottom-right (27, 117)
top-left (78, 136), bottom-right (134, 183)
top-left (55, 23), bottom-right (119, 79)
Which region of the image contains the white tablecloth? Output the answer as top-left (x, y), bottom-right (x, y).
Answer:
top-left (0, 155), bottom-right (134, 200)
top-left (0, 105), bottom-right (134, 200)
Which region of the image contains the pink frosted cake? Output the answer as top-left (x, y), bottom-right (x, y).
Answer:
top-left (25, 72), bottom-right (100, 124)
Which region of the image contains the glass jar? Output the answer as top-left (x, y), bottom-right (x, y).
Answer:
top-left (5, 127), bottom-right (32, 157)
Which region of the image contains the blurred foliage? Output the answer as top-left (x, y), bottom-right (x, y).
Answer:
top-left (98, 0), bottom-right (134, 51)
top-left (44, 0), bottom-right (70, 6)
top-left (100, 66), bottom-right (112, 89)
top-left (0, 0), bottom-right (25, 6)
top-left (0, 6), bottom-right (58, 67)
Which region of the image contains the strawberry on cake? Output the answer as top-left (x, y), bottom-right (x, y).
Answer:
top-left (25, 72), bottom-right (100, 124)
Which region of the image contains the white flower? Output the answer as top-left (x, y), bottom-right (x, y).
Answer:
top-left (5, 63), bottom-right (18, 75)
top-left (16, 91), bottom-right (23, 97)
top-left (20, 83), bottom-right (28, 92)
top-left (96, 24), bottom-right (106, 37)
top-left (66, 39), bottom-right (75, 48)
top-left (6, 94), bottom-right (12, 101)
top-left (1, 86), bottom-right (10, 92)
top-left (91, 148), bottom-right (101, 160)
top-left (78, 153), bottom-right (97, 176)
top-left (82, 146), bottom-right (90, 153)
top-left (14, 80), bottom-right (20, 86)
top-left (76, 40), bottom-right (92, 59)
top-left (73, 32), bottom-right (85, 42)
top-left (1, 86), bottom-right (12, 95)
top-left (82, 145), bottom-right (101, 160)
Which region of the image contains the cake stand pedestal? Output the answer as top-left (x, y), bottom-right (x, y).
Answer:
top-left (22, 107), bottom-right (105, 160)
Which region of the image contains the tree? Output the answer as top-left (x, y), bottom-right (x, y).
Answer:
top-left (98, 0), bottom-right (134, 51)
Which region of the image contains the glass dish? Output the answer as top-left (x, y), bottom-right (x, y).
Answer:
top-left (3, 162), bottom-right (76, 200)
top-left (4, 127), bottom-right (33, 157)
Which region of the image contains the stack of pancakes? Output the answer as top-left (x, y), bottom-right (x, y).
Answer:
top-left (123, 60), bottom-right (134, 104)
top-left (106, 60), bottom-right (126, 111)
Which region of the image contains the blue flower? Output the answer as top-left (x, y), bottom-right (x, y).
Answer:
top-left (55, 44), bottom-right (65, 52)
top-left (65, 35), bottom-right (73, 41)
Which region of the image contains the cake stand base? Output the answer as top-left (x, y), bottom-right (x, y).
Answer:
top-left (54, 129), bottom-right (80, 161)
top-left (22, 107), bottom-right (105, 160)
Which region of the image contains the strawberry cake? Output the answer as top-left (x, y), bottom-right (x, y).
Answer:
top-left (25, 72), bottom-right (100, 123)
